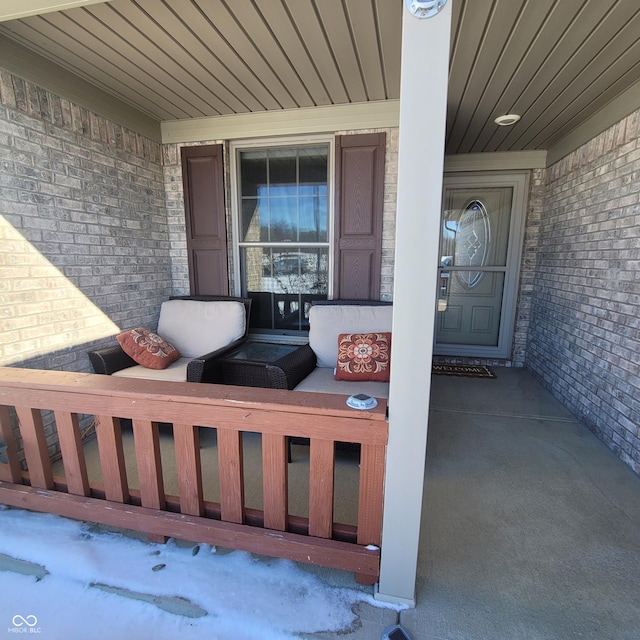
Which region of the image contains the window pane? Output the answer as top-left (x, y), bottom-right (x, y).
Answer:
top-left (244, 247), bottom-right (328, 293)
top-left (240, 150), bottom-right (267, 197)
top-left (242, 247), bottom-right (329, 331)
top-left (268, 148), bottom-right (297, 192)
top-left (269, 196), bottom-right (297, 241)
top-left (241, 198), bottom-right (268, 242)
top-left (300, 184), bottom-right (327, 196)
top-left (299, 146), bottom-right (327, 185)
top-left (243, 246), bottom-right (267, 293)
top-left (299, 196), bottom-right (327, 241)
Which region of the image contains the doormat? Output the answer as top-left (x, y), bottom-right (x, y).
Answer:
top-left (432, 363), bottom-right (496, 378)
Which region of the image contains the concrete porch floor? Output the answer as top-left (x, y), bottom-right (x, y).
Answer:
top-left (310, 367), bottom-right (640, 640)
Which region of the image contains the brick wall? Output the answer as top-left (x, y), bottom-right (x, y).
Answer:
top-left (0, 70), bottom-right (171, 371)
top-left (528, 110), bottom-right (640, 474)
top-left (0, 70), bottom-right (171, 458)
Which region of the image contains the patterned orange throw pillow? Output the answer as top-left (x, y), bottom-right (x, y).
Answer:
top-left (335, 332), bottom-right (391, 382)
top-left (117, 327), bottom-right (180, 370)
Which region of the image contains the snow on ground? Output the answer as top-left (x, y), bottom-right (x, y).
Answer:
top-left (0, 506), bottom-right (399, 640)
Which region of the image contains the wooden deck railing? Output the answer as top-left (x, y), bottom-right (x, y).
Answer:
top-left (0, 367), bottom-right (388, 584)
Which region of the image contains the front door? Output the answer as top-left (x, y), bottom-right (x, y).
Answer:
top-left (435, 172), bottom-right (529, 359)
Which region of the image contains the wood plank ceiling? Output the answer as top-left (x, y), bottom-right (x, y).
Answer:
top-left (0, 0), bottom-right (638, 154)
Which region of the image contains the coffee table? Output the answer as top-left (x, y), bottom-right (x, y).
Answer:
top-left (217, 340), bottom-right (314, 390)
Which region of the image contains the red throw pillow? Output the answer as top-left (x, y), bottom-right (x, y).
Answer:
top-left (335, 332), bottom-right (391, 382)
top-left (117, 327), bottom-right (180, 370)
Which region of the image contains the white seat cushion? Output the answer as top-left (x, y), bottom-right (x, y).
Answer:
top-left (308, 305), bottom-right (393, 368)
top-left (112, 357), bottom-right (190, 382)
top-left (157, 299), bottom-right (246, 358)
top-left (294, 367), bottom-right (389, 398)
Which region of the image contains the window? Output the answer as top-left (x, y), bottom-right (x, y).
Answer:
top-left (234, 142), bottom-right (331, 332)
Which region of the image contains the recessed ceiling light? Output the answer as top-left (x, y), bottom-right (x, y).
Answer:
top-left (494, 114), bottom-right (521, 126)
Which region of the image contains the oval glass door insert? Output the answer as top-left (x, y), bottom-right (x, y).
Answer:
top-left (454, 199), bottom-right (491, 288)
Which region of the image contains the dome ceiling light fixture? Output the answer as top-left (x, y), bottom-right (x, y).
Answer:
top-left (494, 114), bottom-right (521, 126)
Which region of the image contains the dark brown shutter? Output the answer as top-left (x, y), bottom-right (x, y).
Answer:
top-left (181, 144), bottom-right (229, 295)
top-left (334, 133), bottom-right (386, 300)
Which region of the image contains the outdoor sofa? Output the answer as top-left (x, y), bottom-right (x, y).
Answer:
top-left (88, 295), bottom-right (251, 384)
top-left (288, 300), bottom-right (393, 400)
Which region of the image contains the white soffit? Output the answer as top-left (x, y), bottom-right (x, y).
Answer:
top-left (161, 100), bottom-right (401, 144)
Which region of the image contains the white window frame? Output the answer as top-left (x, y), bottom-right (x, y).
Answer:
top-left (229, 135), bottom-right (335, 329)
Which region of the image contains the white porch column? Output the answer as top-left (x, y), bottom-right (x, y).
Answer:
top-left (376, 1), bottom-right (452, 606)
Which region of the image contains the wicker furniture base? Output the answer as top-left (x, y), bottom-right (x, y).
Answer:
top-left (218, 340), bottom-right (316, 390)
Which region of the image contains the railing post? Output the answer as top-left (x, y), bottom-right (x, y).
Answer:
top-left (0, 405), bottom-right (22, 482)
top-left (308, 438), bottom-right (335, 538)
top-left (217, 427), bottom-right (245, 524)
top-left (132, 419), bottom-right (167, 543)
top-left (174, 423), bottom-right (204, 516)
top-left (94, 415), bottom-right (129, 503)
top-left (357, 443), bottom-right (386, 546)
top-left (15, 406), bottom-right (54, 489)
top-left (131, 420), bottom-right (166, 510)
top-left (355, 442), bottom-right (386, 585)
top-left (262, 433), bottom-right (288, 531)
top-left (54, 411), bottom-right (90, 497)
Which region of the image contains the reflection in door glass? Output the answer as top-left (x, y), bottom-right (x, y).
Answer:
top-left (455, 199), bottom-right (491, 288)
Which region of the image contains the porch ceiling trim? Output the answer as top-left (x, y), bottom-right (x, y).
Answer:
top-left (444, 150), bottom-right (547, 172)
top-left (160, 100), bottom-right (400, 145)
top-left (0, 0), bottom-right (110, 23)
